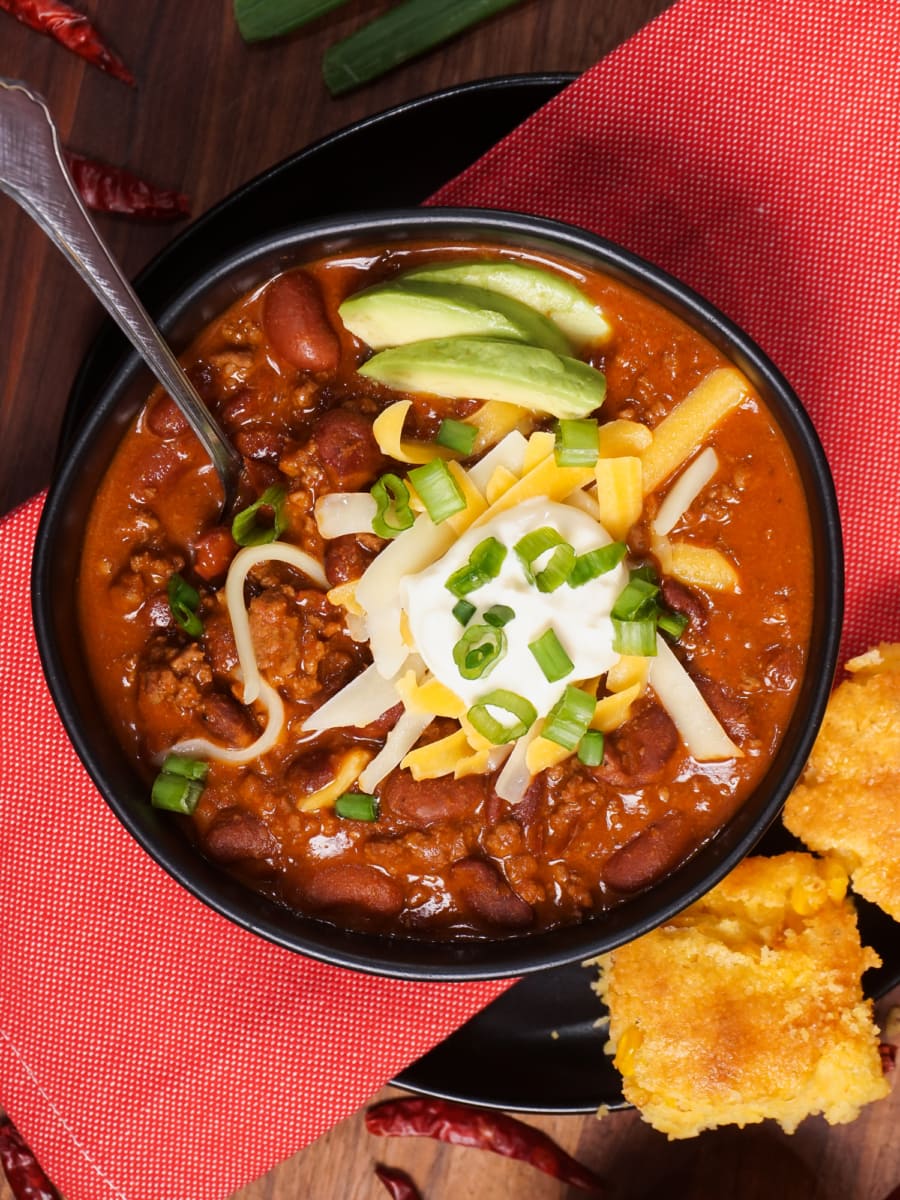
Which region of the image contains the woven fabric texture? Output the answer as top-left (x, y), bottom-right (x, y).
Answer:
top-left (3, 0), bottom-right (899, 1196)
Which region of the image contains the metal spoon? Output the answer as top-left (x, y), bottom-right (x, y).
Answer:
top-left (0, 77), bottom-right (242, 510)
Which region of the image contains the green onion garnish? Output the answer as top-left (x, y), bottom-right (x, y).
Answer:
top-left (542, 686), bottom-right (596, 750)
top-left (231, 485), bottom-right (287, 547)
top-left (160, 754), bottom-right (209, 782)
top-left (322, 0), bottom-right (526, 95)
top-left (554, 418), bottom-right (599, 467)
top-left (577, 729), bottom-right (605, 766)
top-left (408, 458), bottom-right (466, 524)
top-left (335, 792), bottom-right (379, 821)
top-left (612, 618), bottom-right (658, 656)
top-left (371, 472), bottom-right (415, 539)
top-left (233, 0), bottom-right (350, 42)
top-left (151, 754), bottom-right (209, 815)
top-left (528, 628), bottom-right (574, 682)
top-left (452, 598), bottom-right (477, 626)
top-left (514, 527), bottom-right (576, 593)
top-left (483, 604), bottom-right (515, 628)
top-left (568, 542), bottom-right (627, 587)
top-left (611, 577), bottom-right (660, 621)
top-left (453, 624), bottom-right (506, 680)
top-left (435, 417), bottom-right (477, 456)
top-left (445, 537), bottom-right (507, 597)
top-left (167, 574), bottom-right (203, 638)
top-left (657, 609), bottom-right (690, 640)
top-left (467, 689), bottom-right (537, 745)
top-left (630, 563), bottom-right (659, 585)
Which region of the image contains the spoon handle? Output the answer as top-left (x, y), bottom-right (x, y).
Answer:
top-left (0, 77), bottom-right (241, 506)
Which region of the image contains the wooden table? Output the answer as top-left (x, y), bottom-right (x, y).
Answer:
top-left (0, 2), bottom-right (897, 1198)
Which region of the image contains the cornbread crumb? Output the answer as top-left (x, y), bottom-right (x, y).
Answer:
top-left (595, 854), bottom-right (888, 1138)
top-left (783, 642), bottom-right (900, 920)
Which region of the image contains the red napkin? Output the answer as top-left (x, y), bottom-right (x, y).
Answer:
top-left (3, 0), bottom-right (900, 1196)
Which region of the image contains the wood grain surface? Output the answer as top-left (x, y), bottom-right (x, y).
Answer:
top-left (0, 3), bottom-right (898, 1200)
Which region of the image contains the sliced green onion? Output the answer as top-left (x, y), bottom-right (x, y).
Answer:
top-left (151, 771), bottom-right (204, 815)
top-left (453, 624), bottom-right (506, 681)
top-left (554, 418), bottom-right (599, 466)
top-left (445, 536), bottom-right (507, 597)
top-left (234, 0), bottom-right (350, 43)
top-left (528, 628), bottom-right (574, 682)
top-left (371, 472), bottom-right (415, 539)
top-left (323, 0), bottom-right (526, 95)
top-left (408, 458), bottom-right (466, 524)
top-left (657, 609), bottom-right (690, 640)
top-left (542, 685), bottom-right (596, 750)
top-left (160, 754), bottom-right (209, 782)
top-left (452, 598), bottom-right (477, 626)
top-left (231, 485), bottom-right (287, 547)
top-left (577, 729), bottom-right (605, 766)
top-left (568, 542), bottom-right (627, 587)
top-left (335, 792), bottom-right (379, 821)
top-left (630, 563), bottom-right (659, 585)
top-left (435, 417), bottom-right (477, 456)
top-left (514, 527), bottom-right (576, 592)
top-left (612, 618), bottom-right (658, 656)
top-left (611, 577), bottom-right (660, 621)
top-left (483, 604), bottom-right (515, 628)
top-left (167, 574), bottom-right (203, 638)
top-left (467, 689), bottom-right (537, 745)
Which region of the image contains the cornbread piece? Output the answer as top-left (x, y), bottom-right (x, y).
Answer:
top-left (595, 854), bottom-right (888, 1138)
top-left (784, 642), bottom-right (900, 920)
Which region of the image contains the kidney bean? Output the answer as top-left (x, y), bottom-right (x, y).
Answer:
top-left (660, 577), bottom-right (707, 630)
top-left (146, 394), bottom-right (188, 438)
top-left (693, 671), bottom-right (752, 741)
top-left (314, 408), bottom-right (385, 491)
top-left (200, 693), bottom-right (258, 746)
top-left (286, 747), bottom-right (338, 797)
top-left (354, 701), bottom-right (404, 740)
top-left (597, 701), bottom-right (679, 786)
top-left (204, 809), bottom-right (277, 864)
top-left (603, 810), bottom-right (694, 893)
top-left (379, 770), bottom-right (487, 827)
top-left (304, 863), bottom-right (404, 917)
top-left (193, 526), bottom-right (238, 583)
top-left (449, 857), bottom-right (534, 929)
top-left (234, 426), bottom-right (285, 463)
top-left (317, 648), bottom-right (359, 696)
top-left (324, 532), bottom-right (387, 586)
top-left (262, 271), bottom-right (340, 372)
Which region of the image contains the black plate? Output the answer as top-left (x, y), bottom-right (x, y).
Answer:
top-left (57, 74), bottom-right (900, 1113)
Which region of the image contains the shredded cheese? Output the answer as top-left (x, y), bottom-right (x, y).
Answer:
top-left (372, 399), bottom-right (455, 465)
top-left (652, 447), bottom-right (719, 536)
top-left (300, 662), bottom-right (404, 734)
top-left (648, 637), bottom-right (741, 760)
top-left (226, 542), bottom-right (328, 705)
top-left (495, 722), bottom-right (542, 804)
top-left (298, 749), bottom-right (373, 812)
top-left (358, 709), bottom-right (433, 792)
top-left (669, 544), bottom-right (740, 592)
top-left (467, 429), bottom-right (529, 491)
top-left (594, 456), bottom-right (643, 541)
top-left (591, 683), bottom-right (643, 733)
top-left (315, 492), bottom-right (377, 539)
top-left (465, 399), bottom-right (531, 454)
top-left (401, 729), bottom-right (471, 780)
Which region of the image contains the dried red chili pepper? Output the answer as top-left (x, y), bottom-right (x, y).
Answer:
top-left (63, 152), bottom-right (190, 221)
top-left (0, 1116), bottom-right (63, 1200)
top-left (366, 1097), bottom-right (606, 1194)
top-left (374, 1163), bottom-right (423, 1200)
top-left (0, 0), bottom-right (134, 84)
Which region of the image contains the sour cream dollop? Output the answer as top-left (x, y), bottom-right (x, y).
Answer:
top-left (402, 496), bottom-right (627, 718)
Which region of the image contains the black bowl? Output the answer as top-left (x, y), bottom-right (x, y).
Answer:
top-left (32, 208), bottom-right (843, 980)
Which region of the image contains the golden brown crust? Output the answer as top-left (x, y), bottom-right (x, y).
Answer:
top-left (783, 642), bottom-right (900, 920)
top-left (595, 853), bottom-right (888, 1138)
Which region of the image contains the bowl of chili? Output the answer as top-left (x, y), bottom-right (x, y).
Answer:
top-left (32, 207), bottom-right (842, 980)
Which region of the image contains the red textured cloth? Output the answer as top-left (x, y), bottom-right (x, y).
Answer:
top-left (3, 0), bottom-right (900, 1196)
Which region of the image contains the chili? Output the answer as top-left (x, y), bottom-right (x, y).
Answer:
top-left (365, 1097), bottom-right (606, 1194)
top-left (0, 0), bottom-right (134, 84)
top-left (63, 152), bottom-right (190, 221)
top-left (0, 1116), bottom-right (63, 1200)
top-left (374, 1164), bottom-right (424, 1200)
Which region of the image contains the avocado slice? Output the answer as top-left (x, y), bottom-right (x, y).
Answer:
top-left (358, 337), bottom-right (606, 420)
top-left (402, 261), bottom-right (612, 348)
top-left (338, 279), bottom-right (571, 355)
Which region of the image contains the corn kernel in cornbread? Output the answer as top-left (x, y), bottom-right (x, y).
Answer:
top-left (784, 643), bottom-right (900, 920)
top-left (595, 854), bottom-right (888, 1138)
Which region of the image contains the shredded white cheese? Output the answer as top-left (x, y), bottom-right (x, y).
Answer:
top-left (171, 679), bottom-right (285, 764)
top-left (652, 447), bottom-right (719, 537)
top-left (648, 637), bottom-right (741, 761)
top-left (358, 709), bottom-right (433, 793)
